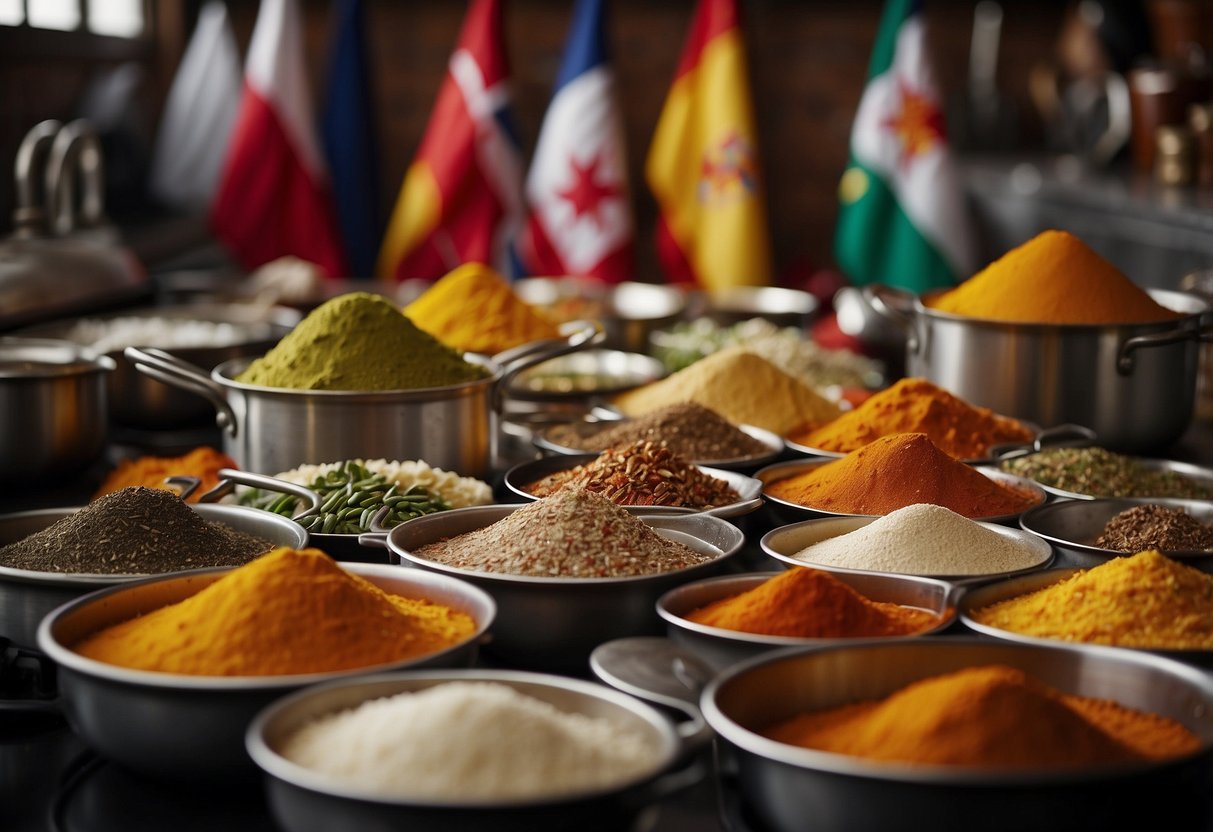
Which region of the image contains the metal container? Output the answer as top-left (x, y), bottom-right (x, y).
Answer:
top-left (868, 285), bottom-right (1213, 452)
top-left (699, 286), bottom-right (818, 330)
top-left (533, 420), bottom-right (784, 473)
top-left (0, 337), bottom-right (115, 484)
top-left (36, 563), bottom-right (496, 780)
top-left (999, 452), bottom-right (1213, 501)
top-left (601, 282), bottom-right (688, 353)
top-left (246, 669), bottom-right (709, 832)
top-left (657, 570), bottom-right (956, 672)
top-left (0, 502), bottom-right (307, 648)
top-left (361, 504), bottom-right (745, 672)
top-left (505, 349), bottom-right (665, 402)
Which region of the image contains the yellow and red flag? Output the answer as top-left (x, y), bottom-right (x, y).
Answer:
top-left (646, 0), bottom-right (772, 289)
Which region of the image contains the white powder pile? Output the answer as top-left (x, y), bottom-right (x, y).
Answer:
top-left (790, 503), bottom-right (1047, 576)
top-left (280, 682), bottom-right (661, 801)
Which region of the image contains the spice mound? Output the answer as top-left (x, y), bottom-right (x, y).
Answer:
top-left (791, 504), bottom-right (1047, 577)
top-left (525, 440), bottom-right (741, 509)
top-left (923, 230), bottom-right (1182, 325)
top-left (404, 262), bottom-right (560, 355)
top-left (612, 347), bottom-right (841, 435)
top-left (970, 550), bottom-right (1213, 649)
top-left (0, 486), bottom-right (273, 575)
top-left (1095, 505), bottom-right (1213, 553)
top-left (542, 403), bottom-right (771, 461)
top-left (411, 489), bottom-right (714, 578)
top-left (685, 568), bottom-right (939, 638)
top-left (235, 291), bottom-right (488, 391)
top-left (71, 547), bottom-right (477, 675)
top-left (280, 681), bottom-right (660, 801)
top-left (766, 433), bottom-right (1039, 518)
top-left (789, 377), bottom-right (1033, 459)
top-left (762, 664), bottom-right (1199, 767)
top-left (93, 446), bottom-right (237, 504)
top-left (1000, 446), bottom-right (1213, 499)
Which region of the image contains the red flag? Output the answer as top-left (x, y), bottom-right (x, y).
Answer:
top-left (211, 0), bottom-right (347, 278)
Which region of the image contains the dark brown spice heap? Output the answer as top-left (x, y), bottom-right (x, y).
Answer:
top-left (526, 439), bottom-right (741, 508)
top-left (412, 488), bottom-right (713, 577)
top-left (541, 403), bottom-right (770, 461)
top-left (1094, 504), bottom-right (1213, 552)
top-left (0, 486), bottom-right (275, 575)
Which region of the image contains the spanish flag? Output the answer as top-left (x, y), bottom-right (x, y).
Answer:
top-left (646, 0), bottom-right (771, 289)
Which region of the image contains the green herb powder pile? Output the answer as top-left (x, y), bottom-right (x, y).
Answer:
top-left (236, 292), bottom-right (489, 391)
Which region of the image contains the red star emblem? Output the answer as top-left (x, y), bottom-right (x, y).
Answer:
top-left (557, 154), bottom-right (621, 227)
top-left (882, 79), bottom-right (946, 167)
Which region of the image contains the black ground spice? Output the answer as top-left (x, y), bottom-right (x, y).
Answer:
top-left (0, 486), bottom-right (274, 574)
top-left (1094, 504), bottom-right (1213, 552)
top-left (541, 403), bottom-right (770, 462)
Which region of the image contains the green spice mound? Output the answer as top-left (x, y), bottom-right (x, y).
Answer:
top-left (236, 292), bottom-right (490, 391)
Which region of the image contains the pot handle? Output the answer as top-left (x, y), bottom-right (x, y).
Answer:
top-left (357, 505), bottom-right (394, 548)
top-left (124, 346), bottom-right (238, 437)
top-left (863, 284), bottom-right (922, 354)
top-left (490, 319), bottom-right (605, 411)
top-left (193, 468), bottom-right (322, 522)
top-left (1117, 313), bottom-right (1213, 374)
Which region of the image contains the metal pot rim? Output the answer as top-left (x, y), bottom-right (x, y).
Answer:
top-left (0, 336), bottom-right (115, 378)
top-left (210, 354), bottom-right (502, 400)
top-left (911, 288), bottom-right (1209, 331)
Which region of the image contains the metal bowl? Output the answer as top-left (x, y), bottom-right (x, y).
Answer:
top-left (759, 514), bottom-right (1053, 581)
top-left (503, 453), bottom-right (764, 520)
top-left (0, 502), bottom-right (306, 648)
top-left (657, 570), bottom-right (956, 672)
top-left (1020, 497), bottom-right (1213, 569)
top-left (532, 421), bottom-right (785, 473)
top-left (505, 349), bottom-right (665, 402)
top-left (361, 504), bottom-right (745, 672)
top-left (246, 669), bottom-right (708, 832)
top-left (699, 286), bottom-right (818, 330)
top-left (36, 563), bottom-right (495, 781)
top-left (783, 419), bottom-right (1058, 466)
top-left (754, 457), bottom-right (1047, 526)
top-left (602, 282), bottom-right (688, 353)
top-left (999, 453), bottom-right (1213, 501)
top-left (959, 568), bottom-right (1213, 669)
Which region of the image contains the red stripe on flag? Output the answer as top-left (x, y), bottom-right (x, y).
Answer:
top-left (388, 162), bottom-right (502, 280)
top-left (654, 214), bottom-right (697, 286)
top-left (458, 0), bottom-right (509, 90)
top-left (673, 0), bottom-right (739, 80)
top-left (521, 214), bottom-right (634, 284)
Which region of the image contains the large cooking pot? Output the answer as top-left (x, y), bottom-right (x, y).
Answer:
top-left (867, 285), bottom-right (1213, 452)
top-left (123, 321), bottom-right (602, 478)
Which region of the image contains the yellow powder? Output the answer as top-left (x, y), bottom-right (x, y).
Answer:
top-left (970, 550), bottom-right (1213, 649)
top-left (612, 347), bottom-right (841, 435)
top-left (405, 262), bottom-right (560, 355)
top-left (925, 230), bottom-right (1182, 325)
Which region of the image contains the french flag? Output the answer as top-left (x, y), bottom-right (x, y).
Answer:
top-left (211, 0), bottom-right (347, 278)
top-left (516, 0), bottom-right (633, 282)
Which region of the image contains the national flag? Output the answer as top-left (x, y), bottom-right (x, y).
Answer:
top-left (834, 0), bottom-right (976, 293)
top-left (211, 0), bottom-right (347, 278)
top-left (376, 0), bottom-right (525, 281)
top-left (646, 0), bottom-right (772, 290)
top-left (321, 0), bottom-right (382, 279)
top-left (516, 0), bottom-right (633, 283)
top-left (148, 0), bottom-right (241, 209)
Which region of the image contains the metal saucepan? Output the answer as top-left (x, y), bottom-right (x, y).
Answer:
top-left (123, 320), bottom-right (602, 477)
top-left (867, 285), bottom-right (1213, 453)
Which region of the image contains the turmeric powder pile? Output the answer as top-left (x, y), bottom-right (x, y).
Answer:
top-left (789, 378), bottom-right (1033, 459)
top-left (405, 262), bottom-right (560, 355)
top-left (970, 550), bottom-right (1213, 649)
top-left (763, 664), bottom-right (1200, 767)
top-left (924, 230), bottom-right (1182, 324)
top-left (685, 567), bottom-right (939, 638)
top-left (71, 547), bottom-right (477, 675)
top-left (93, 446), bottom-right (237, 503)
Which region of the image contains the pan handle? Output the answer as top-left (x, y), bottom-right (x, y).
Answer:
top-left (1118, 312), bottom-right (1213, 374)
top-left (863, 284), bottom-right (922, 355)
top-left (195, 468), bottom-right (322, 522)
top-left (986, 423), bottom-right (1098, 461)
top-left (490, 319), bottom-right (605, 411)
top-left (124, 346), bottom-right (238, 437)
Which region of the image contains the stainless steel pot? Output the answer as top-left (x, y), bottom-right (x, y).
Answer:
top-left (868, 285), bottom-right (1213, 452)
top-left (0, 337), bottom-right (115, 484)
top-left (124, 321), bottom-right (601, 477)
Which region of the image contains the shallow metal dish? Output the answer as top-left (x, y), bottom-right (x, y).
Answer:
top-left (759, 514), bottom-right (1053, 581)
top-left (361, 504), bottom-right (745, 672)
top-left (0, 502), bottom-right (306, 648)
top-left (532, 420), bottom-right (784, 473)
top-left (246, 669), bottom-right (708, 832)
top-left (503, 453), bottom-right (763, 520)
top-left (505, 349), bottom-right (665, 402)
top-left (1020, 497), bottom-right (1213, 569)
top-left (959, 567), bottom-right (1213, 669)
top-left (999, 453), bottom-right (1213, 501)
top-left (700, 286), bottom-right (818, 330)
top-left (657, 570), bottom-right (956, 672)
top-left (36, 563), bottom-right (495, 780)
top-left (754, 457), bottom-right (1046, 526)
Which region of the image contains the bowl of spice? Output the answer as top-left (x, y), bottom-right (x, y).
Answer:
top-left (656, 568), bottom-right (956, 671)
top-left (760, 504), bottom-right (1053, 582)
top-left (246, 669), bottom-right (709, 832)
top-left (756, 433), bottom-right (1046, 526)
top-left (0, 486), bottom-right (301, 648)
top-left (961, 550), bottom-right (1213, 668)
top-left (534, 403), bottom-right (783, 472)
top-left (36, 548), bottom-right (495, 780)
top-left (506, 349), bottom-right (667, 401)
top-left (361, 489), bottom-right (745, 671)
top-left (998, 446), bottom-right (1213, 501)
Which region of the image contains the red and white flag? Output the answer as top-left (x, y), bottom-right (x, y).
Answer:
top-left (211, 0), bottom-right (347, 278)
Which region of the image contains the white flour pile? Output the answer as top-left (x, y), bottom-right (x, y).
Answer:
top-left (790, 503), bottom-right (1046, 576)
top-left (280, 681), bottom-right (661, 801)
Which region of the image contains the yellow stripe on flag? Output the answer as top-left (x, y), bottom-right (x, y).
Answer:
top-left (376, 161), bottom-right (442, 280)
